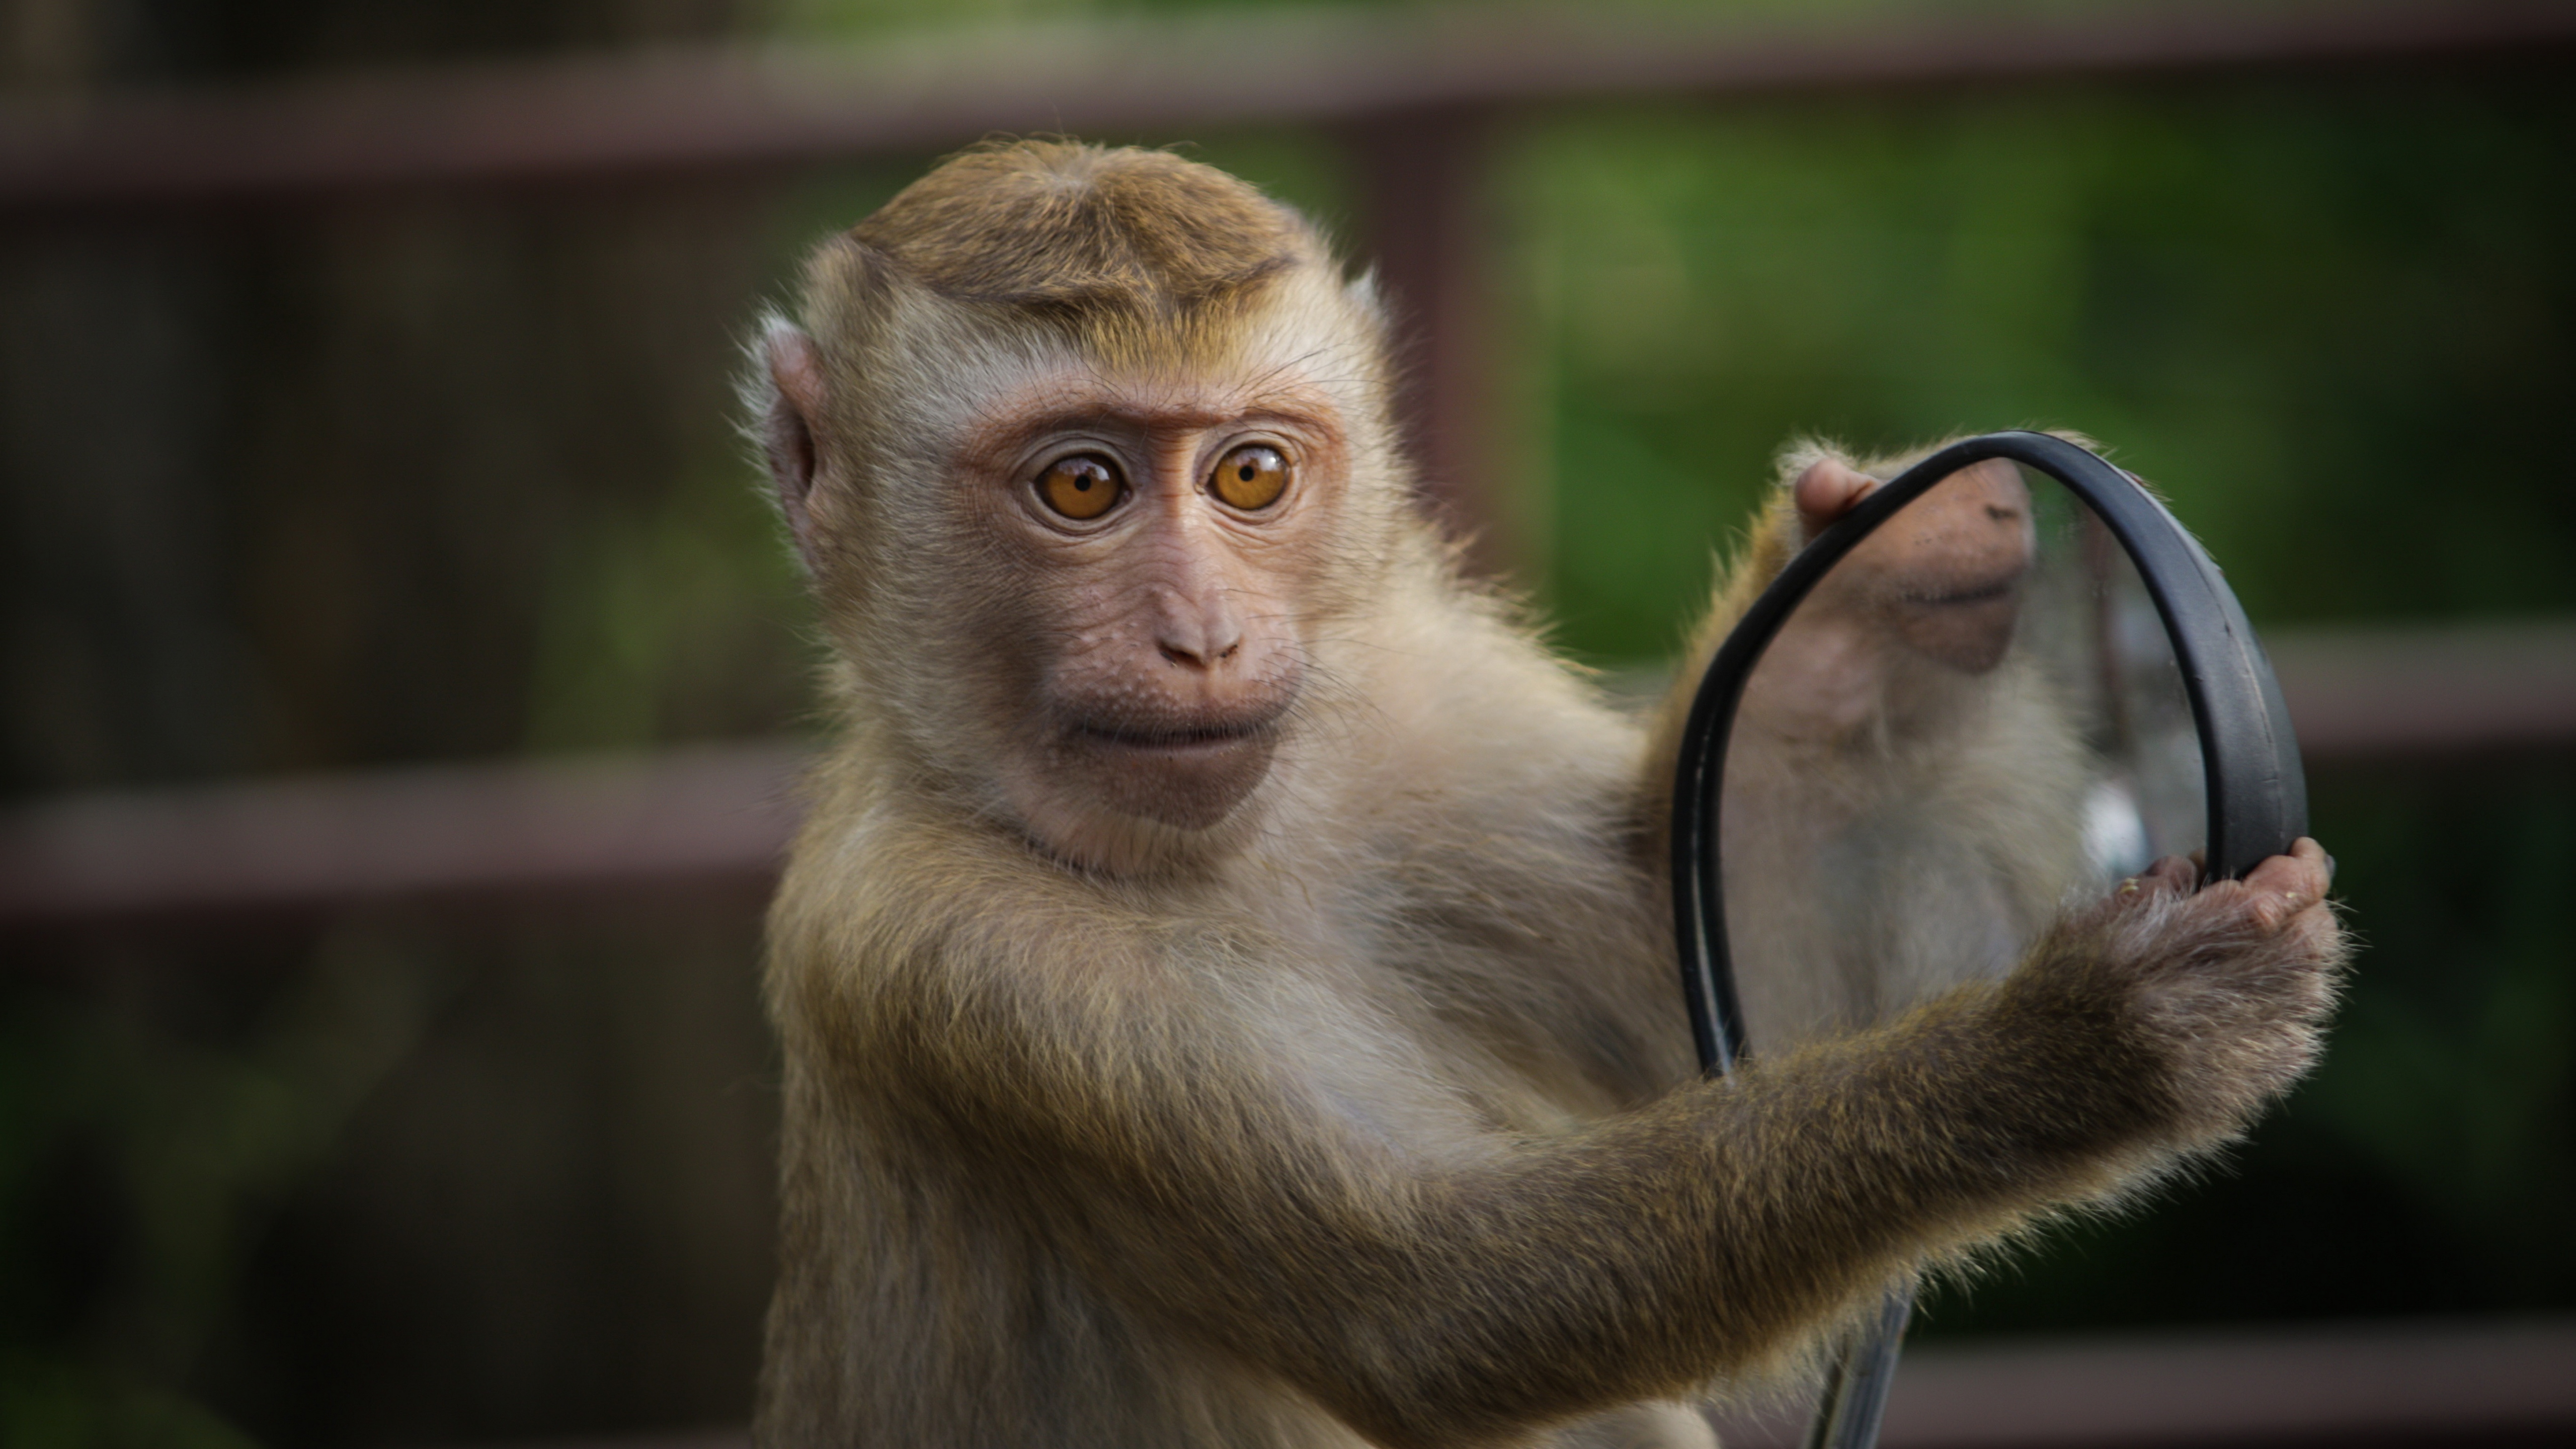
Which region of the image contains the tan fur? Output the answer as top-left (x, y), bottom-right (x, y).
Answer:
top-left (748, 143), bottom-right (2347, 1449)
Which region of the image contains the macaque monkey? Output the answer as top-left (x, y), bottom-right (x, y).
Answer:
top-left (747, 141), bottom-right (2345, 1449)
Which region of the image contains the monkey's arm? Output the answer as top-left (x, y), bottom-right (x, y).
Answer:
top-left (798, 839), bottom-right (2341, 1449)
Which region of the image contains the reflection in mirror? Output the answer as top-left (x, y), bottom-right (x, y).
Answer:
top-left (1717, 462), bottom-right (2207, 1051)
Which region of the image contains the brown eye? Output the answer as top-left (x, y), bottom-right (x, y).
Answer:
top-left (1211, 445), bottom-right (1289, 511)
top-left (1038, 455), bottom-right (1122, 520)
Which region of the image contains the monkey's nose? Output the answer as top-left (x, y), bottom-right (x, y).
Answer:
top-left (1156, 610), bottom-right (1244, 671)
top-left (1157, 633), bottom-right (1243, 670)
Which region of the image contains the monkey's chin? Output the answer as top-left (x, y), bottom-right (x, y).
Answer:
top-left (1008, 732), bottom-right (1279, 875)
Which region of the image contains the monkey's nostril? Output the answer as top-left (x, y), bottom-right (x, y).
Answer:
top-left (1986, 506), bottom-right (2022, 521)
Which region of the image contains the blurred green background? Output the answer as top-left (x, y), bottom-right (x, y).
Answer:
top-left (2, 1), bottom-right (2570, 1444)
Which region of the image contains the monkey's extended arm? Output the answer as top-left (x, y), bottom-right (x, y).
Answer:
top-left (778, 827), bottom-right (2339, 1449)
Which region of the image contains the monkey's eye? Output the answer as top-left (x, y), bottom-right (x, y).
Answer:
top-left (1037, 455), bottom-right (1123, 520)
top-left (1211, 445), bottom-right (1290, 511)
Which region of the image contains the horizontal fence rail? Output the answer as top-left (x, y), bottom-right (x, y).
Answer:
top-left (0, 743), bottom-right (803, 931)
top-left (440, 1317), bottom-right (2576, 1449)
top-left (4, 2), bottom-right (2574, 211)
top-left (4, 621), bottom-right (2570, 934)
top-left (1714, 1315), bottom-right (2576, 1449)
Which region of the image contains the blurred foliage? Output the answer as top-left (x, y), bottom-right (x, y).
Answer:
top-left (2308, 777), bottom-right (2576, 1291)
top-left (0, 188), bottom-right (811, 796)
top-left (0, 939), bottom-right (443, 1449)
top-left (0, 915), bottom-right (780, 1448)
top-left (1507, 85), bottom-right (2576, 660)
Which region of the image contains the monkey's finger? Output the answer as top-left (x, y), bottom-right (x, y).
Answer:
top-left (2242, 841), bottom-right (2332, 901)
top-left (2139, 855), bottom-right (2199, 892)
top-left (1794, 458), bottom-right (1879, 542)
top-left (2235, 845), bottom-right (2333, 931)
top-left (2104, 855), bottom-right (2194, 913)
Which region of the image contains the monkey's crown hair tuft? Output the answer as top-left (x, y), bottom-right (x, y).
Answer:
top-left (847, 139), bottom-right (1313, 316)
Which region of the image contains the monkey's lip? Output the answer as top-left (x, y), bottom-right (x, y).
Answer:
top-left (1897, 574), bottom-right (2022, 607)
top-left (1071, 716), bottom-right (1282, 753)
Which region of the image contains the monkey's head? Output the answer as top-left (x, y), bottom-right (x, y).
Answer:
top-left (754, 142), bottom-right (1417, 875)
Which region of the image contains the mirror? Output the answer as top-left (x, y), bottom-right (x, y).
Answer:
top-left (1666, 432), bottom-right (2308, 1449)
top-left (1717, 458), bottom-right (2207, 1048)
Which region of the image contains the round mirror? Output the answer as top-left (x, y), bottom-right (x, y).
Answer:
top-left (1666, 431), bottom-right (2308, 1449)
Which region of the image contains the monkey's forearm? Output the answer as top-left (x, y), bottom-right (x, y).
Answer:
top-left (1334, 879), bottom-right (2334, 1448)
top-left (883, 912), bottom-right (2257, 1449)
top-left (1305, 983), bottom-right (2179, 1446)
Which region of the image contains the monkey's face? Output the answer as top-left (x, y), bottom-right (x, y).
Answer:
top-left (853, 301), bottom-right (1398, 876)
top-left (977, 368), bottom-right (1339, 858)
top-left (764, 237), bottom-right (1400, 874)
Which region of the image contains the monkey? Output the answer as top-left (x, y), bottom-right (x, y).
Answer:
top-left (744, 140), bottom-right (2345, 1449)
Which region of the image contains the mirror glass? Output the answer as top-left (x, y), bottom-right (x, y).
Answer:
top-left (1716, 461), bottom-right (2207, 1049)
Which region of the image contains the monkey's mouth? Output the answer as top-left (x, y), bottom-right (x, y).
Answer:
top-left (1048, 705), bottom-right (1291, 834)
top-left (1895, 571), bottom-right (2025, 609)
top-left (1071, 716), bottom-right (1282, 753)
top-left (1912, 580), bottom-right (2013, 605)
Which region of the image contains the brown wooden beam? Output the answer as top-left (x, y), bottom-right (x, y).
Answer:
top-left (1344, 106), bottom-right (1511, 573)
top-left (2, 2), bottom-right (2571, 212)
top-left (0, 742), bottom-right (803, 931)
top-left (438, 1317), bottom-right (2576, 1449)
top-left (2264, 620), bottom-right (2576, 765)
top-left (1714, 1316), bottom-right (2576, 1449)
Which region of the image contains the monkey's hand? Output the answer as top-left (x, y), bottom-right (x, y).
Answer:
top-left (1793, 454), bottom-right (2034, 674)
top-left (1792, 454), bottom-right (1884, 544)
top-left (2004, 837), bottom-right (2348, 1150)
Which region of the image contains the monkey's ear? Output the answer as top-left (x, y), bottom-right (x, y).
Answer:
top-left (762, 322), bottom-right (827, 571)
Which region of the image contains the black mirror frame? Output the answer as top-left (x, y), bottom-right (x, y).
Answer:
top-left (1664, 430), bottom-right (2309, 1449)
